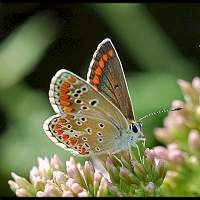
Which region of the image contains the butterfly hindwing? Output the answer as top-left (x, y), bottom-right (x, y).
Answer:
top-left (43, 113), bottom-right (123, 156)
top-left (87, 38), bottom-right (135, 122)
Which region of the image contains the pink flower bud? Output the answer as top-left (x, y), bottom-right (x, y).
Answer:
top-left (146, 182), bottom-right (155, 194)
top-left (44, 181), bottom-right (62, 197)
top-left (167, 143), bottom-right (179, 151)
top-left (168, 149), bottom-right (185, 164)
top-left (33, 176), bottom-right (45, 191)
top-left (16, 188), bottom-right (32, 197)
top-left (164, 114), bottom-right (186, 129)
top-left (166, 170), bottom-right (178, 180)
top-left (153, 146), bottom-right (168, 159)
top-left (50, 154), bottom-right (64, 171)
top-left (77, 191), bottom-right (89, 197)
top-left (66, 178), bottom-right (75, 189)
top-left (8, 180), bottom-right (19, 192)
top-left (171, 100), bottom-right (184, 110)
top-left (196, 106), bottom-right (200, 118)
top-left (192, 77), bottom-right (200, 92)
top-left (71, 183), bottom-right (83, 194)
top-left (53, 171), bottom-right (67, 186)
top-left (30, 166), bottom-right (40, 182)
top-left (36, 191), bottom-right (48, 197)
top-left (188, 130), bottom-right (200, 152)
top-left (145, 148), bottom-right (155, 161)
top-left (11, 172), bottom-right (34, 192)
top-left (66, 165), bottom-right (77, 178)
top-left (156, 159), bottom-right (167, 179)
top-left (178, 79), bottom-right (192, 94)
top-left (119, 167), bottom-right (139, 185)
top-left (97, 177), bottom-right (109, 197)
top-left (154, 128), bottom-right (172, 143)
top-left (94, 171), bottom-right (102, 185)
top-left (83, 161), bottom-right (95, 185)
top-left (62, 191), bottom-right (74, 197)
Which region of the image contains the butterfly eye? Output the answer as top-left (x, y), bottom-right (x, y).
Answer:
top-left (131, 124), bottom-right (138, 133)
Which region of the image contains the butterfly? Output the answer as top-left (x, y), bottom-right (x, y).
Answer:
top-left (43, 38), bottom-right (145, 157)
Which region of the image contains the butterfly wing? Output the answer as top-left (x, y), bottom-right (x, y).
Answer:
top-left (87, 38), bottom-right (135, 122)
top-left (44, 69), bottom-right (130, 156)
top-left (43, 113), bottom-right (123, 156)
top-left (49, 69), bottom-right (128, 127)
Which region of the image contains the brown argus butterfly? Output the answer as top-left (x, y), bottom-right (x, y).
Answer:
top-left (43, 38), bottom-right (148, 156)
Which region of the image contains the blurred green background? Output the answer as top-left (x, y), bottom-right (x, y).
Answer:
top-left (0, 3), bottom-right (199, 196)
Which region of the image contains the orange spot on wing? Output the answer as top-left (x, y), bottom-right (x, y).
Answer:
top-left (98, 58), bottom-right (105, 68)
top-left (60, 94), bottom-right (70, 101)
top-left (79, 147), bottom-right (86, 153)
top-left (103, 54), bottom-right (108, 62)
top-left (64, 106), bottom-right (73, 113)
top-left (80, 148), bottom-right (89, 155)
top-left (68, 76), bottom-right (77, 83)
top-left (108, 49), bottom-right (114, 57)
top-left (95, 67), bottom-right (102, 76)
top-left (55, 124), bottom-right (62, 130)
top-left (57, 129), bottom-right (63, 135)
top-left (61, 82), bottom-right (70, 89)
top-left (62, 134), bottom-right (69, 141)
top-left (59, 118), bottom-right (67, 123)
top-left (60, 100), bottom-right (71, 107)
top-left (92, 75), bottom-right (99, 85)
top-left (60, 88), bottom-right (69, 94)
top-left (69, 139), bottom-right (77, 146)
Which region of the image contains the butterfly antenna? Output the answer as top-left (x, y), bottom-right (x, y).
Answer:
top-left (138, 107), bottom-right (182, 122)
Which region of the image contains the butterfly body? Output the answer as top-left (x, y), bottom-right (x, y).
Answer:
top-left (111, 125), bottom-right (144, 154)
top-left (43, 38), bottom-right (144, 156)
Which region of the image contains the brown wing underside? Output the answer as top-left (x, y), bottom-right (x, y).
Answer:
top-left (87, 38), bottom-right (135, 122)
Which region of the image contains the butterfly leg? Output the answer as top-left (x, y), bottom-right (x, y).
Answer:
top-left (112, 154), bottom-right (123, 167)
top-left (129, 145), bottom-right (134, 162)
top-left (141, 137), bottom-right (146, 151)
top-left (129, 143), bottom-right (143, 164)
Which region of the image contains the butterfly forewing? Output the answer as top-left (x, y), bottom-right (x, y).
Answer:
top-left (87, 38), bottom-right (135, 122)
top-left (49, 69), bottom-right (128, 128)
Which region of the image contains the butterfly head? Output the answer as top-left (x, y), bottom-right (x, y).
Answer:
top-left (129, 122), bottom-right (145, 142)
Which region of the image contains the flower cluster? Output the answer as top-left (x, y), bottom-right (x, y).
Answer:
top-left (8, 155), bottom-right (118, 197)
top-left (9, 77), bottom-right (200, 196)
top-left (8, 141), bottom-right (167, 197)
top-left (154, 77), bottom-right (200, 196)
